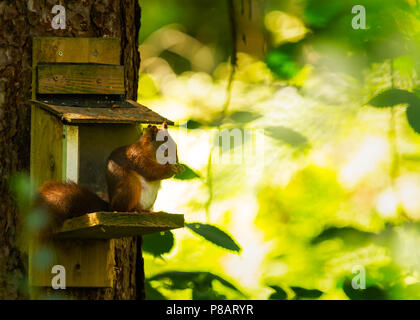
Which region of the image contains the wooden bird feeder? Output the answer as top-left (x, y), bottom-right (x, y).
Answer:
top-left (28, 37), bottom-right (184, 288)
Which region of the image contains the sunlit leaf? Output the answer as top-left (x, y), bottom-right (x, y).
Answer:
top-left (304, 0), bottom-right (344, 28)
top-left (186, 119), bottom-right (203, 129)
top-left (406, 103), bottom-right (420, 134)
top-left (207, 116), bottom-right (224, 127)
top-left (368, 88), bottom-right (419, 108)
top-left (266, 48), bottom-right (300, 79)
top-left (311, 226), bottom-right (375, 246)
top-left (185, 222), bottom-right (241, 252)
top-left (143, 231), bottom-right (174, 257)
top-left (343, 279), bottom-right (387, 300)
top-left (291, 286), bottom-right (323, 299)
top-left (174, 164), bottom-right (200, 180)
top-left (268, 285), bottom-right (288, 300)
top-left (265, 126), bottom-right (309, 147)
top-left (366, 88), bottom-right (420, 134)
top-left (228, 111), bottom-right (261, 124)
top-left (150, 271), bottom-right (243, 296)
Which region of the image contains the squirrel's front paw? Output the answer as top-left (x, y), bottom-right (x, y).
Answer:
top-left (173, 163), bottom-right (185, 175)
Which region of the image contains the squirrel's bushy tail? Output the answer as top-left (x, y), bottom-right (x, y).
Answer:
top-left (35, 181), bottom-right (109, 238)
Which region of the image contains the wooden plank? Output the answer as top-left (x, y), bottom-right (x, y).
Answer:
top-left (29, 239), bottom-right (114, 287)
top-left (30, 99), bottom-right (174, 125)
top-left (54, 212), bottom-right (185, 239)
top-left (62, 125), bottom-right (79, 182)
top-left (33, 37), bottom-right (121, 65)
top-left (30, 106), bottom-right (64, 190)
top-left (37, 64), bottom-right (125, 94)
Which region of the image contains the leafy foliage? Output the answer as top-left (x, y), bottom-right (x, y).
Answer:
top-left (406, 103), bottom-right (420, 134)
top-left (368, 88), bottom-right (420, 134)
top-left (227, 111), bottom-right (261, 124)
top-left (266, 47), bottom-right (301, 79)
top-left (137, 0), bottom-right (420, 301)
top-left (143, 231), bottom-right (175, 257)
top-left (343, 278), bottom-right (387, 300)
top-left (149, 271), bottom-right (243, 300)
top-left (368, 89), bottom-right (419, 108)
top-left (311, 227), bottom-right (375, 246)
top-left (304, 0), bottom-right (344, 28)
top-left (291, 286), bottom-right (324, 300)
top-left (265, 126), bottom-right (309, 147)
top-left (185, 223), bottom-right (241, 252)
top-left (268, 285), bottom-right (288, 300)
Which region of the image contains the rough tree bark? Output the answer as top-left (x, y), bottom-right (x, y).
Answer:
top-left (0, 0), bottom-right (143, 299)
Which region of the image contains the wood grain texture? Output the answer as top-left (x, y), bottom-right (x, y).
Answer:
top-left (29, 239), bottom-right (115, 288)
top-left (33, 37), bottom-right (121, 65)
top-left (30, 99), bottom-right (174, 124)
top-left (30, 107), bottom-right (63, 191)
top-left (55, 212), bottom-right (185, 239)
top-left (37, 64), bottom-right (125, 94)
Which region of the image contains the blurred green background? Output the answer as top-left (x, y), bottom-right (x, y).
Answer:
top-left (136, 0), bottom-right (420, 300)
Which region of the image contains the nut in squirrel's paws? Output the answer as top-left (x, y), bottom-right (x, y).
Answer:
top-left (174, 163), bottom-right (185, 175)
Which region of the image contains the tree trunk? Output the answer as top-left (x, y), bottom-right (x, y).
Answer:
top-left (0, 0), bottom-right (142, 299)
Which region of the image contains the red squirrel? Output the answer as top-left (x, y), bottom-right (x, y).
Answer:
top-left (105, 123), bottom-right (183, 212)
top-left (35, 123), bottom-right (183, 236)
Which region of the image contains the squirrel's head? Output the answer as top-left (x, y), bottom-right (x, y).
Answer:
top-left (140, 123), bottom-right (178, 164)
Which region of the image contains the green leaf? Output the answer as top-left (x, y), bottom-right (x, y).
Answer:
top-left (268, 285), bottom-right (288, 300)
top-left (145, 280), bottom-right (167, 300)
top-left (266, 44), bottom-right (302, 79)
top-left (143, 231), bottom-right (174, 257)
top-left (368, 89), bottom-right (420, 134)
top-left (368, 88), bottom-right (419, 108)
top-left (174, 164), bottom-right (200, 180)
top-left (186, 119), bottom-right (203, 129)
top-left (265, 126), bottom-right (309, 147)
top-left (304, 0), bottom-right (344, 28)
top-left (228, 111), bottom-right (261, 124)
top-left (185, 222), bottom-right (241, 252)
top-left (311, 226), bottom-right (375, 246)
top-left (406, 103), bottom-right (420, 134)
top-left (149, 271), bottom-right (243, 295)
top-left (343, 279), bottom-right (387, 300)
top-left (291, 286), bottom-right (323, 299)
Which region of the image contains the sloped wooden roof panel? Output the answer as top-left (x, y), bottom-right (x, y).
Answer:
top-left (30, 99), bottom-right (174, 125)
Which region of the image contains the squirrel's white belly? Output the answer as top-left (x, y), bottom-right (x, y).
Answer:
top-left (138, 175), bottom-right (161, 211)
